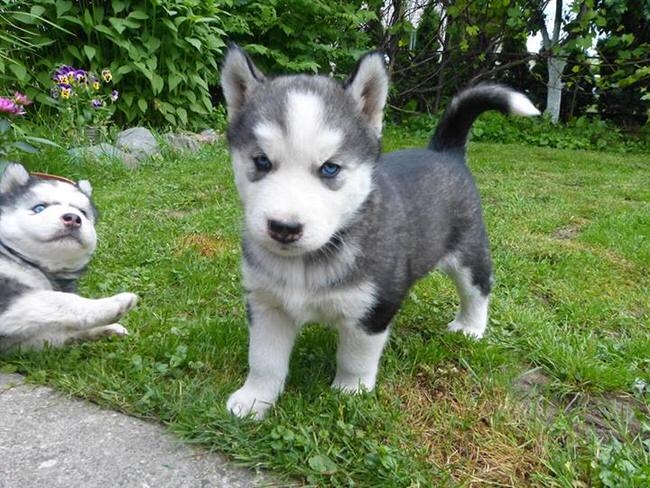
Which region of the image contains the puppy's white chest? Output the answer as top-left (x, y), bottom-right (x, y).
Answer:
top-left (245, 265), bottom-right (376, 325)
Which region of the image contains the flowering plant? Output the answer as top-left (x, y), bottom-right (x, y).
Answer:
top-left (0, 92), bottom-right (56, 166)
top-left (50, 65), bottom-right (119, 143)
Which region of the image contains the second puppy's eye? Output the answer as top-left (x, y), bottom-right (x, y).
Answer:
top-left (253, 154), bottom-right (272, 172)
top-left (319, 161), bottom-right (341, 178)
top-left (32, 203), bottom-right (47, 213)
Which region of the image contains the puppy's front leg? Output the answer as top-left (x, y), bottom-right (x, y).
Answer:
top-left (0, 291), bottom-right (137, 348)
top-left (332, 321), bottom-right (390, 393)
top-left (227, 303), bottom-right (299, 420)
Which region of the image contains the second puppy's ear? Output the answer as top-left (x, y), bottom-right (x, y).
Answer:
top-left (221, 44), bottom-right (266, 119)
top-left (0, 163), bottom-right (30, 195)
top-left (77, 180), bottom-right (93, 197)
top-left (344, 52), bottom-right (389, 137)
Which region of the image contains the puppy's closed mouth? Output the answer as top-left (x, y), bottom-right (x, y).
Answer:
top-left (46, 231), bottom-right (83, 244)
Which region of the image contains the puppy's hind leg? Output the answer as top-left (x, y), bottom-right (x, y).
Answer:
top-left (438, 253), bottom-right (492, 339)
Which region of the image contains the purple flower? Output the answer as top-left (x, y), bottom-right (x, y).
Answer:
top-left (55, 65), bottom-right (74, 77)
top-left (111, 90), bottom-right (119, 102)
top-left (59, 84), bottom-right (72, 99)
top-left (74, 69), bottom-right (87, 83)
top-left (0, 96), bottom-right (25, 115)
top-left (53, 65), bottom-right (76, 84)
top-left (13, 92), bottom-right (31, 106)
top-left (91, 99), bottom-right (104, 108)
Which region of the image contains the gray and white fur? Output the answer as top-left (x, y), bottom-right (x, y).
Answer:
top-left (0, 163), bottom-right (137, 352)
top-left (221, 45), bottom-right (540, 419)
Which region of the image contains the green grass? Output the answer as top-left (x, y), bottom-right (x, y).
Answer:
top-left (2, 130), bottom-right (649, 487)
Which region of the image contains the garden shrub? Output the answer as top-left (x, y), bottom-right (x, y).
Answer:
top-left (0, 0), bottom-right (227, 128)
top-left (392, 110), bottom-right (650, 153)
top-left (0, 0), bottom-right (375, 130)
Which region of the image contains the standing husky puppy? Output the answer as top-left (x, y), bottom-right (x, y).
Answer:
top-left (0, 163), bottom-right (137, 352)
top-left (221, 46), bottom-right (539, 419)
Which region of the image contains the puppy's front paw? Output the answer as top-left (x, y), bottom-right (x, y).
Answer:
top-left (331, 374), bottom-right (375, 394)
top-left (447, 319), bottom-right (484, 339)
top-left (226, 387), bottom-right (274, 420)
top-left (65, 323), bottom-right (129, 345)
top-left (112, 292), bottom-right (138, 314)
top-left (103, 323), bottom-right (129, 337)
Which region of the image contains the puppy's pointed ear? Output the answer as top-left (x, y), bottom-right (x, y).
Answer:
top-left (0, 163), bottom-right (30, 195)
top-left (344, 52), bottom-right (389, 137)
top-left (77, 180), bottom-right (92, 197)
top-left (221, 44), bottom-right (266, 119)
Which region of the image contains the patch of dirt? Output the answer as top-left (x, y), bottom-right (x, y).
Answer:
top-left (388, 367), bottom-right (549, 487)
top-left (177, 234), bottom-right (235, 257)
top-left (513, 368), bottom-right (649, 442)
top-left (552, 218), bottom-right (589, 240)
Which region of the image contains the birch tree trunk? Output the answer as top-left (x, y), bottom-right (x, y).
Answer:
top-left (546, 56), bottom-right (567, 124)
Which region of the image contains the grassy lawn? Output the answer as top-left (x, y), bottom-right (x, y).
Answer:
top-left (2, 128), bottom-right (649, 487)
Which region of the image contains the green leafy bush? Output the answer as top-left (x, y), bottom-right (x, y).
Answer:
top-left (223, 0), bottom-right (375, 76)
top-left (393, 110), bottom-right (650, 154)
top-left (0, 0), bottom-right (227, 128)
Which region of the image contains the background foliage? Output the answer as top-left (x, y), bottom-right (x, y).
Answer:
top-left (0, 0), bottom-right (648, 134)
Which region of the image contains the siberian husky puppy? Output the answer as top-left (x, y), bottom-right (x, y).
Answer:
top-left (221, 45), bottom-right (539, 419)
top-left (0, 163), bottom-right (137, 352)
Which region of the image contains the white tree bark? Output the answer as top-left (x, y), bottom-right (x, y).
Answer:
top-left (538, 0), bottom-right (566, 124)
top-left (546, 56), bottom-right (567, 124)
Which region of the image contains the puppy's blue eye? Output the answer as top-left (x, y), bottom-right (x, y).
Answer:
top-left (32, 204), bottom-right (47, 213)
top-left (319, 161), bottom-right (341, 178)
top-left (253, 155), bottom-right (272, 172)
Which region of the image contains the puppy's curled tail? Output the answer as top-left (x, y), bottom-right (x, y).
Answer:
top-left (429, 84), bottom-right (540, 152)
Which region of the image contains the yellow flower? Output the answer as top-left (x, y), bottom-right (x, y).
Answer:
top-left (101, 69), bottom-right (112, 82)
top-left (60, 86), bottom-right (72, 99)
top-left (92, 80), bottom-right (101, 91)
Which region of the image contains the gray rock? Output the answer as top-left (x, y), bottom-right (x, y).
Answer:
top-left (68, 143), bottom-right (140, 168)
top-left (164, 133), bottom-right (201, 153)
top-left (196, 128), bottom-right (220, 144)
top-left (116, 127), bottom-right (160, 160)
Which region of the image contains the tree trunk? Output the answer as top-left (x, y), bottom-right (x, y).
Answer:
top-left (545, 56), bottom-right (567, 124)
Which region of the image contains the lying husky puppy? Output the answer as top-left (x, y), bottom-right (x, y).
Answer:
top-left (221, 46), bottom-right (539, 419)
top-left (0, 163), bottom-right (137, 352)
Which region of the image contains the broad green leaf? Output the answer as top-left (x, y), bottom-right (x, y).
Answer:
top-left (108, 17), bottom-right (126, 34)
top-left (144, 36), bottom-right (161, 53)
top-left (30, 5), bottom-right (46, 17)
top-left (308, 455), bottom-right (338, 475)
top-left (128, 10), bottom-right (149, 20)
top-left (23, 136), bottom-right (61, 148)
top-left (83, 45), bottom-right (96, 61)
top-left (13, 141), bottom-right (39, 154)
top-left (8, 62), bottom-right (28, 82)
top-left (138, 97), bottom-right (148, 113)
top-left (168, 72), bottom-right (182, 91)
top-left (66, 44), bottom-right (81, 60)
top-left (56, 1), bottom-right (73, 17)
top-left (151, 73), bottom-right (164, 95)
top-left (176, 107), bottom-right (188, 126)
top-left (112, 0), bottom-right (126, 14)
top-left (186, 38), bottom-right (202, 51)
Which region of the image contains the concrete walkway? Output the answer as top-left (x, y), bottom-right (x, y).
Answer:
top-left (0, 373), bottom-right (267, 487)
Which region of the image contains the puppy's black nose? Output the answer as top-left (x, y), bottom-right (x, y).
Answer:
top-left (268, 219), bottom-right (303, 244)
top-left (62, 213), bottom-right (82, 228)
